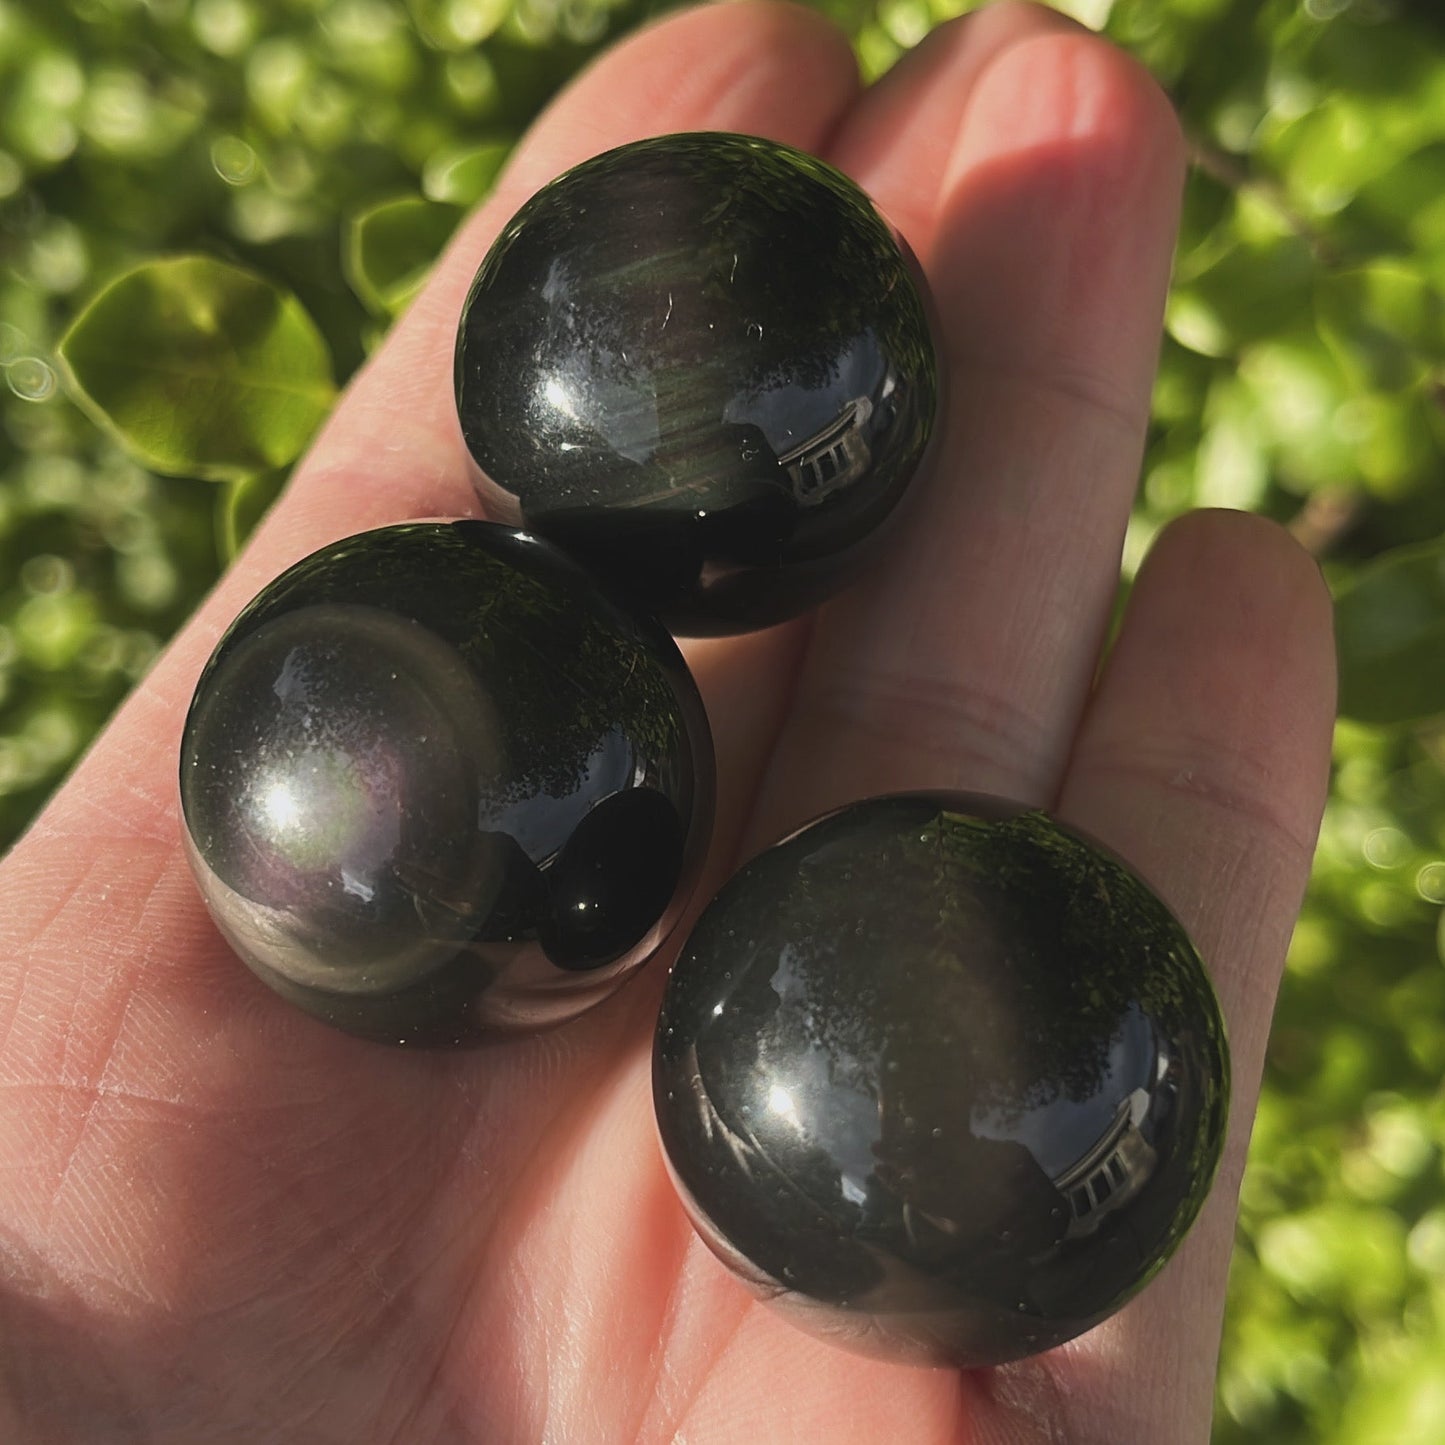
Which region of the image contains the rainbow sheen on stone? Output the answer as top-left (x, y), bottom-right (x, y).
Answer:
top-left (181, 522), bottom-right (713, 1045)
top-left (653, 793), bottom-right (1229, 1366)
top-left (454, 132), bottom-right (938, 635)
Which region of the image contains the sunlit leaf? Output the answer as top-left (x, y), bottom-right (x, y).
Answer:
top-left (1196, 376), bottom-right (1269, 509)
top-left (1238, 337), bottom-right (1358, 491)
top-left (1256, 1203), bottom-right (1408, 1308)
top-left (13, 590), bottom-right (97, 670)
top-left (1336, 1353), bottom-right (1445, 1445)
top-left (1340, 388), bottom-right (1441, 500)
top-left (1345, 141), bottom-right (1445, 254)
top-left (57, 256), bottom-right (335, 483)
top-left (1336, 538), bottom-right (1445, 723)
top-left (405, 0), bottom-right (511, 51)
top-left (1264, 96), bottom-right (1415, 218)
top-left (1317, 262), bottom-right (1445, 393)
top-left (344, 193), bottom-right (462, 316)
top-left (218, 464), bottom-right (288, 560)
top-left (421, 138), bottom-right (510, 205)
top-left (1167, 234), bottom-right (1315, 356)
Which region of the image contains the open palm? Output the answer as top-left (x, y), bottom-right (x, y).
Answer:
top-left (1, 5), bottom-right (1335, 1442)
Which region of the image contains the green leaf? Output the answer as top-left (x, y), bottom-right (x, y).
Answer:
top-left (57, 257), bottom-right (335, 484)
top-left (1336, 538), bottom-right (1445, 724)
top-left (1167, 233), bottom-right (1315, 357)
top-left (1341, 388), bottom-right (1441, 500)
top-left (421, 139), bottom-right (511, 206)
top-left (1238, 336), bottom-right (1358, 491)
top-left (1196, 376), bottom-right (1269, 510)
top-left (13, 590), bottom-right (98, 671)
top-left (1337, 1352), bottom-right (1445, 1445)
top-left (404, 0), bottom-right (511, 52)
top-left (1255, 1203), bottom-right (1408, 1310)
top-left (1345, 141), bottom-right (1445, 255)
top-left (1174, 166), bottom-right (1234, 271)
top-left (1265, 96), bottom-right (1417, 219)
top-left (1317, 262), bottom-right (1445, 393)
top-left (344, 194), bottom-right (462, 317)
top-left (218, 466), bottom-right (289, 561)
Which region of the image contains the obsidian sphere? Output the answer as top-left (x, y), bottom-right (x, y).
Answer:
top-left (653, 793), bottom-right (1229, 1366)
top-left (454, 132), bottom-right (938, 635)
top-left (180, 522), bottom-right (713, 1045)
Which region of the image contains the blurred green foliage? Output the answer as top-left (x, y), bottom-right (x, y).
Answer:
top-left (0, 0), bottom-right (1442, 1439)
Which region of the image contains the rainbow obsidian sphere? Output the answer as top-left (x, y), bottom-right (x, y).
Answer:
top-left (653, 793), bottom-right (1229, 1366)
top-left (180, 522), bottom-right (713, 1046)
top-left (454, 132), bottom-right (938, 635)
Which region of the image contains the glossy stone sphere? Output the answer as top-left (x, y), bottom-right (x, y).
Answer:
top-left (454, 131), bottom-right (938, 635)
top-left (653, 793), bottom-right (1229, 1366)
top-left (180, 522), bottom-right (713, 1046)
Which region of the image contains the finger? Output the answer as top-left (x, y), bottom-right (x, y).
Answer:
top-left (747, 19), bottom-right (1187, 848)
top-left (1000, 510), bottom-right (1333, 1445)
top-left (837, 0), bottom-right (1082, 249)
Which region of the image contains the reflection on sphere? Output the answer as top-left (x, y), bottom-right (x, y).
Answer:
top-left (181, 522), bottom-right (714, 1045)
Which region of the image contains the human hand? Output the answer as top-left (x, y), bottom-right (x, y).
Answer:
top-left (0, 4), bottom-right (1335, 1442)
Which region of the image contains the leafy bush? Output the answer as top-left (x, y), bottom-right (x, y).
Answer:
top-left (1, 1), bottom-right (1443, 1440)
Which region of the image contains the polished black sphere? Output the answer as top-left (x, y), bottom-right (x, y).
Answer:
top-left (180, 522), bottom-right (713, 1045)
top-left (454, 131), bottom-right (938, 635)
top-left (653, 793), bottom-right (1229, 1366)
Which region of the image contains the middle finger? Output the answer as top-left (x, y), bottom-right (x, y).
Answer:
top-left (748, 14), bottom-right (1187, 846)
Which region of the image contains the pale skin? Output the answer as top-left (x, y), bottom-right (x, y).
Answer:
top-left (0, 3), bottom-right (1336, 1441)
